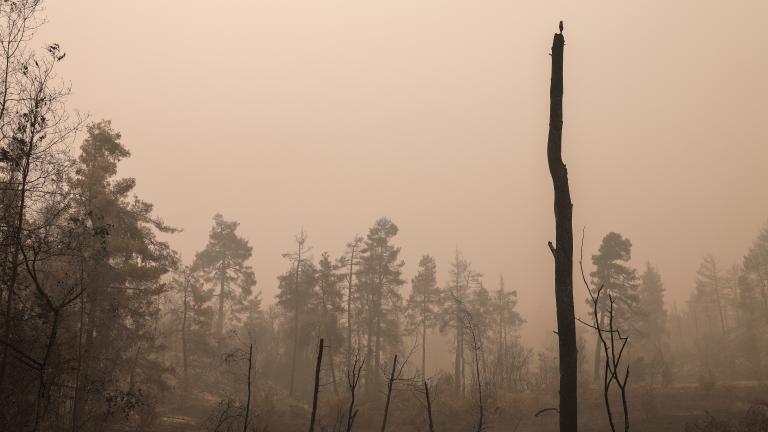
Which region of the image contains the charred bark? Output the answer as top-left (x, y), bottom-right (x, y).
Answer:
top-left (424, 381), bottom-right (435, 432)
top-left (546, 21), bottom-right (578, 432)
top-left (243, 344), bottom-right (253, 432)
top-left (380, 354), bottom-right (397, 432)
top-left (309, 339), bottom-right (323, 432)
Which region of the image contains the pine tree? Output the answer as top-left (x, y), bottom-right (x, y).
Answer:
top-left (339, 235), bottom-right (363, 375)
top-left (192, 214), bottom-right (256, 340)
top-left (277, 229), bottom-right (315, 398)
top-left (439, 249), bottom-right (481, 397)
top-left (734, 271), bottom-right (766, 378)
top-left (693, 255), bottom-right (727, 334)
top-left (636, 263), bottom-right (668, 384)
top-left (168, 267), bottom-right (217, 396)
top-left (314, 251), bottom-right (343, 394)
top-left (588, 232), bottom-right (640, 382)
top-left (405, 254), bottom-right (440, 379)
top-left (490, 275), bottom-right (523, 389)
top-left (737, 222), bottom-right (768, 378)
top-left (72, 121), bottom-right (179, 431)
top-left (357, 218), bottom-right (404, 394)
top-left (743, 221), bottom-right (768, 313)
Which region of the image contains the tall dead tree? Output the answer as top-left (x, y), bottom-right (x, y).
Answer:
top-left (380, 354), bottom-right (398, 432)
top-left (345, 352), bottom-right (365, 432)
top-left (243, 344), bottom-right (253, 432)
top-left (546, 21), bottom-right (578, 432)
top-left (424, 381), bottom-right (435, 432)
top-left (309, 338), bottom-right (324, 432)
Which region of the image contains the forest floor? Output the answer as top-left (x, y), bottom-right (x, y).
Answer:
top-left (154, 382), bottom-right (768, 431)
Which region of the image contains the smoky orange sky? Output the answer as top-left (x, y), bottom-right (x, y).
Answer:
top-left (37, 1), bottom-right (768, 351)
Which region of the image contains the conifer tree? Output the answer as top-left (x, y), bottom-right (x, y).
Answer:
top-left (636, 263), bottom-right (668, 383)
top-left (439, 249), bottom-right (480, 397)
top-left (743, 221), bottom-right (768, 312)
top-left (314, 252), bottom-right (343, 394)
top-left (72, 121), bottom-right (179, 431)
top-left (357, 218), bottom-right (404, 393)
top-left (490, 275), bottom-right (523, 389)
top-left (694, 255), bottom-right (727, 334)
top-left (405, 254), bottom-right (440, 378)
top-left (277, 229), bottom-right (315, 398)
top-left (192, 214), bottom-right (256, 339)
top-left (588, 232), bottom-right (639, 382)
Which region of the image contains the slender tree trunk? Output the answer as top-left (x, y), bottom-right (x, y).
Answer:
top-left (711, 268), bottom-right (727, 333)
top-left (373, 273), bottom-right (384, 391)
top-left (422, 318), bottom-right (427, 379)
top-left (73, 285), bottom-right (97, 432)
top-left (0, 240), bottom-right (20, 393)
top-left (0, 150), bottom-right (31, 393)
top-left (345, 355), bottom-right (363, 432)
top-left (473, 340), bottom-right (483, 432)
top-left (290, 305), bottom-right (300, 397)
top-left (424, 381), bottom-right (435, 432)
top-left (498, 302), bottom-right (504, 388)
top-left (309, 339), bottom-right (323, 432)
top-left (243, 344), bottom-right (253, 432)
top-left (365, 304), bottom-right (374, 394)
top-left (593, 332), bottom-right (602, 383)
top-left (380, 355), bottom-right (397, 432)
top-left (346, 244), bottom-right (357, 374)
top-left (602, 360), bottom-right (616, 432)
top-left (546, 23), bottom-right (578, 432)
top-left (181, 278), bottom-right (190, 395)
top-left (374, 313), bottom-right (381, 385)
top-left (459, 325), bottom-right (465, 397)
top-left (216, 265), bottom-right (226, 338)
top-left (454, 297), bottom-right (462, 397)
top-left (74, 213), bottom-right (108, 432)
top-left (329, 343), bottom-right (339, 396)
top-left (71, 293), bottom-right (85, 432)
top-left (347, 273), bottom-right (353, 373)
top-left (32, 310), bottom-right (60, 432)
top-left (593, 312), bottom-right (605, 383)
top-left (289, 251), bottom-right (302, 397)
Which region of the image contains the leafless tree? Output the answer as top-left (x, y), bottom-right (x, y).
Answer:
top-left (0, 32), bottom-right (79, 408)
top-left (545, 20), bottom-right (578, 432)
top-left (380, 354), bottom-right (398, 432)
top-left (423, 381), bottom-right (435, 432)
top-left (308, 338), bottom-right (324, 432)
top-left (578, 230), bottom-right (630, 432)
top-left (345, 351), bottom-right (365, 432)
top-left (243, 344), bottom-right (253, 432)
top-left (460, 305), bottom-right (486, 432)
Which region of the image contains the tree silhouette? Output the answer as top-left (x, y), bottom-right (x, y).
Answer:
top-left (193, 214), bottom-right (256, 340)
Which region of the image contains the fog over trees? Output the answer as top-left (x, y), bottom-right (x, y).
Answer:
top-left (1, 1), bottom-right (768, 431)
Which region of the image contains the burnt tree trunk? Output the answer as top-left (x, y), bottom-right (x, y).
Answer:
top-left (380, 355), bottom-right (397, 432)
top-left (546, 22), bottom-right (578, 432)
top-left (243, 344), bottom-right (253, 432)
top-left (308, 338), bottom-right (323, 432)
top-left (424, 381), bottom-right (435, 432)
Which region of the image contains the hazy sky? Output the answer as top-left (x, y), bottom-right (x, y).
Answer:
top-left (37, 0), bottom-right (768, 348)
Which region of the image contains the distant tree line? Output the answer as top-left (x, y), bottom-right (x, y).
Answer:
top-left (2, 5), bottom-right (768, 432)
